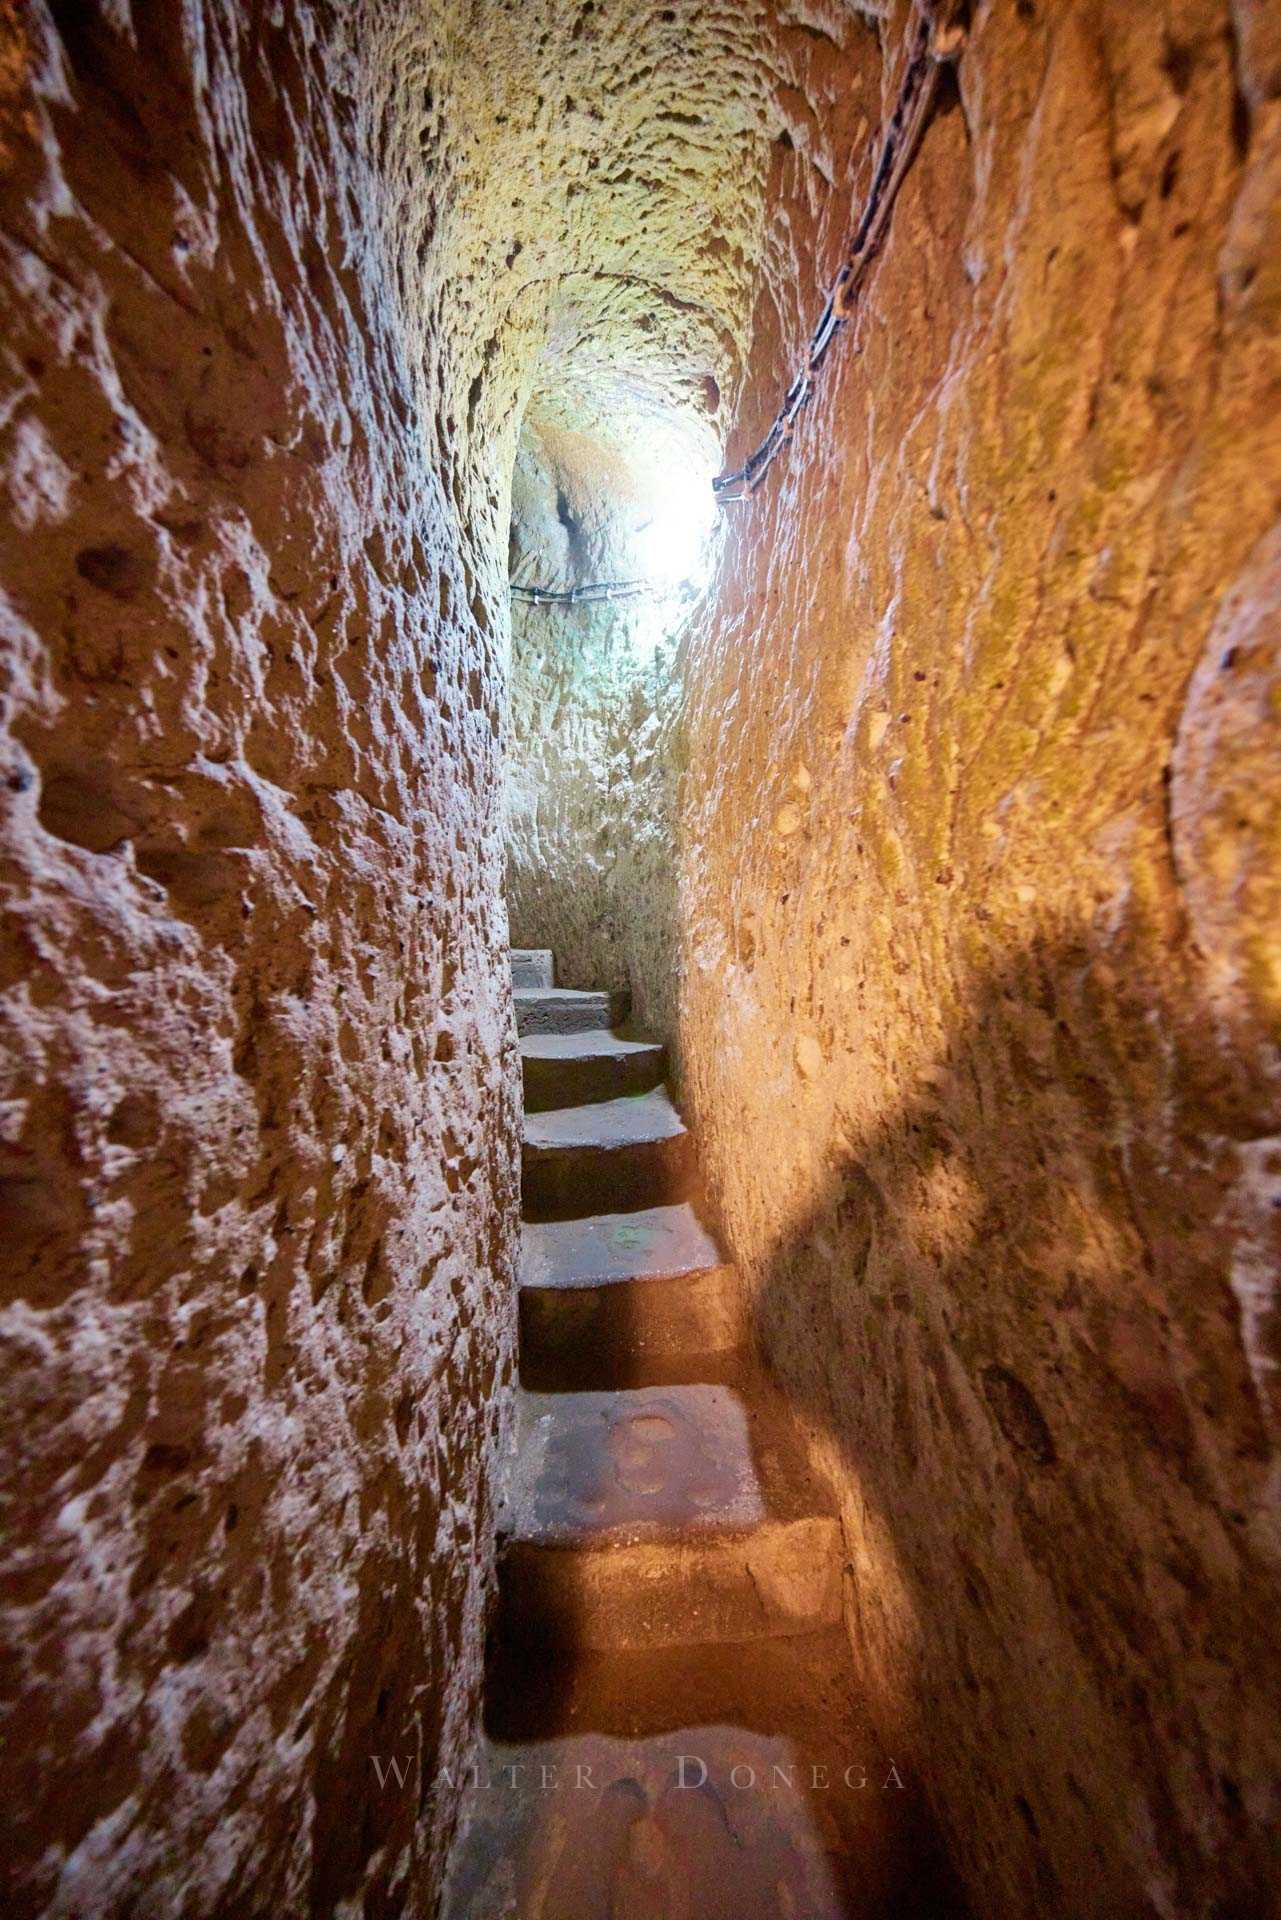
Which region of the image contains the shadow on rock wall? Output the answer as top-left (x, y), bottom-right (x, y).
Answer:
top-left (745, 930), bottom-right (1281, 1920)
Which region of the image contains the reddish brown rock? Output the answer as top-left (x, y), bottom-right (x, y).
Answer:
top-left (0, 3), bottom-right (786, 1912)
top-left (4, 1), bottom-right (1280, 1917)
top-left (0, 7), bottom-right (525, 1914)
top-left (671, 4), bottom-right (1281, 1915)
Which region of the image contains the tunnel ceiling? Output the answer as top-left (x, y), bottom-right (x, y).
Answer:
top-left (406, 0), bottom-right (836, 574)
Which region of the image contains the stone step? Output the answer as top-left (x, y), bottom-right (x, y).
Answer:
top-left (520, 1202), bottom-right (738, 1389)
top-left (514, 986), bottom-right (619, 1037)
top-left (496, 1380), bottom-right (842, 1650)
top-left (443, 1631), bottom-right (959, 1920)
top-left (509, 947), bottom-right (554, 989)
top-left (521, 1029), bottom-right (666, 1112)
top-left (522, 1088), bottom-right (695, 1220)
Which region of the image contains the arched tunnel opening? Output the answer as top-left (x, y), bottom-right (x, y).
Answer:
top-left (2, 3), bottom-right (1280, 1918)
top-left (505, 369), bottom-right (719, 1030)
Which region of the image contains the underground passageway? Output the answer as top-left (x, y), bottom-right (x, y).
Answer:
top-left (2, 2), bottom-right (1280, 1917)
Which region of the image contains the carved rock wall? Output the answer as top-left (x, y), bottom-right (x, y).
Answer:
top-left (0, 6), bottom-right (523, 1913)
top-left (0, 2), bottom-right (806, 1911)
top-left (5, 1), bottom-right (1280, 1915)
top-left (676, 2), bottom-right (1281, 1914)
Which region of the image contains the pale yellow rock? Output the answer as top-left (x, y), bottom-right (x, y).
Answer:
top-left (794, 1035), bottom-right (825, 1081)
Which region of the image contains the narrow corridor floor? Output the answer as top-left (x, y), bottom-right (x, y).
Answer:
top-left (441, 952), bottom-right (960, 1918)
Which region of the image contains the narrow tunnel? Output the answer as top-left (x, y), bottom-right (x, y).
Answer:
top-left (2, 3), bottom-right (1279, 1918)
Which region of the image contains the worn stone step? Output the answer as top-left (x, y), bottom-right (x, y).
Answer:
top-left (515, 986), bottom-right (620, 1037)
top-left (496, 1381), bottom-right (842, 1650)
top-left (510, 947), bottom-right (554, 989)
top-left (520, 1202), bottom-right (738, 1389)
top-left (521, 1029), bottom-right (666, 1112)
top-left (443, 1631), bottom-right (960, 1920)
top-left (522, 1088), bottom-right (695, 1220)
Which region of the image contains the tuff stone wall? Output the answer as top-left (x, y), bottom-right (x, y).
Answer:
top-left (6, 0), bottom-right (1279, 1914)
top-left (676, 2), bottom-right (1281, 1915)
top-left (0, 3), bottom-right (811, 1913)
top-left (0, 6), bottom-right (524, 1913)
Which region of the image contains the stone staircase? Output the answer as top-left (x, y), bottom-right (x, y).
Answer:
top-left (441, 951), bottom-right (957, 1918)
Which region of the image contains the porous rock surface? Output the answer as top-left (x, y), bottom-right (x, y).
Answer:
top-left (0, 6), bottom-right (524, 1915)
top-left (671, 3), bottom-right (1281, 1915)
top-left (0, 2), bottom-right (781, 1915)
top-left (4, 1), bottom-right (1280, 1917)
top-left (509, 0), bottom-right (1281, 1911)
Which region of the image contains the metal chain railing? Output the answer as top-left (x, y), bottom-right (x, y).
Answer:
top-left (510, 572), bottom-right (701, 608)
top-left (509, 0), bottom-right (966, 602)
top-left (510, 578), bottom-right (660, 607)
top-left (714, 0), bottom-right (966, 502)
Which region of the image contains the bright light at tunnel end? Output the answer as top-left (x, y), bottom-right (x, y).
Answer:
top-left (630, 457), bottom-right (718, 594)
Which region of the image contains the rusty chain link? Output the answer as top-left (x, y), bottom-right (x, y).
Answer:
top-left (511, 0), bottom-right (965, 601)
